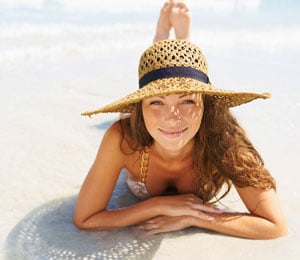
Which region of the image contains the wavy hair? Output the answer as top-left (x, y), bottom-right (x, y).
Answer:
top-left (119, 96), bottom-right (276, 202)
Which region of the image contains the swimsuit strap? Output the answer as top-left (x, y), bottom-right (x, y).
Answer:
top-left (139, 146), bottom-right (150, 183)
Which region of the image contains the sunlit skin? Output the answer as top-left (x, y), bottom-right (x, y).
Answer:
top-left (73, 0), bottom-right (288, 239)
top-left (142, 94), bottom-right (203, 157)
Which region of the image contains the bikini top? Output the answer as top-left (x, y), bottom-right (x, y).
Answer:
top-left (126, 146), bottom-right (151, 200)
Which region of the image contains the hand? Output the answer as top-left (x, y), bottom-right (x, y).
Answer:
top-left (138, 215), bottom-right (192, 235)
top-left (156, 194), bottom-right (223, 220)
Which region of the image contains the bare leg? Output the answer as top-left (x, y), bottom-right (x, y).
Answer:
top-left (154, 0), bottom-right (191, 41)
top-left (121, 2), bottom-right (172, 120)
top-left (120, 1), bottom-right (191, 120)
top-left (170, 0), bottom-right (191, 40)
top-left (153, 1), bottom-right (172, 42)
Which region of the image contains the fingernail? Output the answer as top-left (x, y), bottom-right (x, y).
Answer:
top-left (207, 215), bottom-right (215, 221)
top-left (213, 207), bottom-right (223, 213)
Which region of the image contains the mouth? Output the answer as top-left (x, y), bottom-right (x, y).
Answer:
top-left (159, 127), bottom-right (188, 138)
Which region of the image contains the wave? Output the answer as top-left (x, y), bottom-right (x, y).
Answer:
top-left (0, 0), bottom-right (262, 12)
top-left (1, 23), bottom-right (299, 70)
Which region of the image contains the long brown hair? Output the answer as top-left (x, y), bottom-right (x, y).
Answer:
top-left (119, 96), bottom-right (275, 202)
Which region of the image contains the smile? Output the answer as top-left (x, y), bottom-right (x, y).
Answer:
top-left (159, 127), bottom-right (188, 138)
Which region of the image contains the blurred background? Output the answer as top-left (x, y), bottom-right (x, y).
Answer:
top-left (1, 0), bottom-right (300, 258)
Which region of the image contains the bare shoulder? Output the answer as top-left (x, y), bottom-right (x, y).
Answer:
top-left (103, 121), bottom-right (122, 143)
top-left (103, 120), bottom-right (136, 155)
top-left (83, 121), bottom-right (125, 196)
top-left (94, 120), bottom-right (140, 178)
top-left (95, 121), bottom-right (124, 163)
top-left (74, 121), bottom-right (126, 223)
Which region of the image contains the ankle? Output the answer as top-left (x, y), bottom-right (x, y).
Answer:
top-left (154, 31), bottom-right (170, 42)
top-left (175, 28), bottom-right (190, 40)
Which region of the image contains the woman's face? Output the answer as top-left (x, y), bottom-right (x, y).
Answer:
top-left (142, 94), bottom-right (204, 152)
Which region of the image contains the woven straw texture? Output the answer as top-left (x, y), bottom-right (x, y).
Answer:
top-left (82, 40), bottom-right (270, 116)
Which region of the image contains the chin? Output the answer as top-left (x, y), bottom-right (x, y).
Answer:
top-left (158, 138), bottom-right (190, 151)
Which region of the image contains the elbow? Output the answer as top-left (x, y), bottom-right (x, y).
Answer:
top-left (263, 221), bottom-right (289, 239)
top-left (73, 214), bottom-right (110, 231)
top-left (73, 217), bottom-right (94, 231)
top-left (73, 212), bottom-right (93, 230)
top-left (273, 222), bottom-right (288, 239)
top-left (268, 227), bottom-right (288, 240)
top-left (73, 216), bottom-right (87, 230)
top-left (271, 215), bottom-right (289, 239)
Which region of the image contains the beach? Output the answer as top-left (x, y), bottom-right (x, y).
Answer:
top-left (1, 0), bottom-right (300, 259)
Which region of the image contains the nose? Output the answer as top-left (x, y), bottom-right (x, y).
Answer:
top-left (165, 105), bottom-right (182, 122)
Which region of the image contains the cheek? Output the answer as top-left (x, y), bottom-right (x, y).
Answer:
top-left (143, 107), bottom-right (165, 122)
top-left (142, 109), bottom-right (160, 131)
top-left (190, 112), bottom-right (203, 132)
top-left (182, 106), bottom-right (204, 123)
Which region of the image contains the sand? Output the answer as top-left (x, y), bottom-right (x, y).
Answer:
top-left (1, 1), bottom-right (300, 259)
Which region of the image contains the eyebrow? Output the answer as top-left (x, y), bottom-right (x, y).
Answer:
top-left (157, 94), bottom-right (189, 99)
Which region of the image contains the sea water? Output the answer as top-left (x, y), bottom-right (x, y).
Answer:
top-left (1, 0), bottom-right (299, 172)
top-left (1, 0), bottom-right (300, 164)
top-left (1, 1), bottom-right (300, 258)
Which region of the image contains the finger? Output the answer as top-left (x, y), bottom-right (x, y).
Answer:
top-left (192, 203), bottom-right (223, 214)
top-left (142, 216), bottom-right (163, 224)
top-left (138, 222), bottom-right (160, 230)
top-left (143, 219), bottom-right (156, 224)
top-left (184, 195), bottom-right (222, 213)
top-left (194, 211), bottom-right (215, 221)
top-left (144, 225), bottom-right (170, 236)
top-left (145, 228), bottom-right (162, 236)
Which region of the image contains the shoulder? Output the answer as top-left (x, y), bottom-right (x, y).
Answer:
top-left (91, 121), bottom-right (125, 171)
top-left (99, 121), bottom-right (123, 152)
top-left (100, 120), bottom-right (135, 156)
top-left (103, 120), bottom-right (122, 139)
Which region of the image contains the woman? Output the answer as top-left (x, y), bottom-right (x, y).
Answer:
top-left (74, 1), bottom-right (287, 239)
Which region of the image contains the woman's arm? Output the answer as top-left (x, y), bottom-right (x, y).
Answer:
top-left (73, 123), bottom-right (220, 230)
top-left (73, 122), bottom-right (159, 229)
top-left (196, 187), bottom-right (288, 239)
top-left (141, 186), bottom-right (288, 239)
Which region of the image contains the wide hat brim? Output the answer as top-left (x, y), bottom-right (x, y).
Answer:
top-left (81, 77), bottom-right (270, 116)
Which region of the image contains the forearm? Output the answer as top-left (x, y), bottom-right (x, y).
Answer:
top-left (74, 197), bottom-right (161, 230)
top-left (74, 193), bottom-right (219, 230)
top-left (189, 212), bottom-right (288, 239)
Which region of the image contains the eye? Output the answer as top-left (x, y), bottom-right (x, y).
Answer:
top-left (181, 99), bottom-right (195, 105)
top-left (149, 100), bottom-right (164, 105)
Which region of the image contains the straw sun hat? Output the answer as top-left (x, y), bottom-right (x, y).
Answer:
top-left (82, 39), bottom-right (270, 116)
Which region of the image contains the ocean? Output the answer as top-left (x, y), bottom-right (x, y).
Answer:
top-left (1, 1), bottom-right (300, 259)
top-left (1, 0), bottom-right (299, 168)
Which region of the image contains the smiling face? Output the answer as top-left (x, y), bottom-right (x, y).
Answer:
top-left (142, 94), bottom-right (204, 152)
